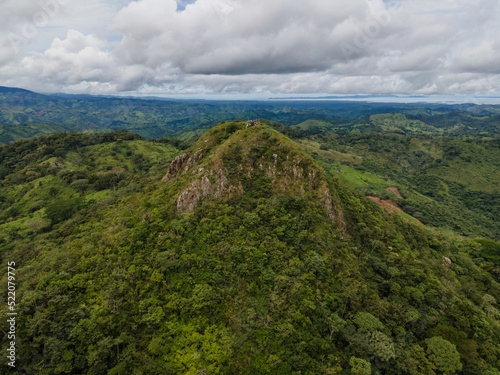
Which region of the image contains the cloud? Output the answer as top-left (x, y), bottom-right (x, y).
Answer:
top-left (0, 0), bottom-right (499, 97)
top-left (0, 0), bottom-right (67, 60)
top-left (455, 41), bottom-right (500, 74)
top-left (111, 0), bottom-right (375, 74)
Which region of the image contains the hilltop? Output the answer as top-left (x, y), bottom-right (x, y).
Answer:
top-left (0, 86), bottom-right (37, 95)
top-left (163, 121), bottom-right (342, 224)
top-left (0, 122), bottom-right (499, 374)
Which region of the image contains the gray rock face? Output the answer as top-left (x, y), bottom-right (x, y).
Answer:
top-left (161, 152), bottom-right (189, 182)
top-left (443, 256), bottom-right (452, 267)
top-left (162, 150), bottom-right (204, 183)
top-left (176, 175), bottom-right (212, 213)
top-left (176, 168), bottom-right (244, 213)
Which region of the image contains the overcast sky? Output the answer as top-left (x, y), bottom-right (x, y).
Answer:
top-left (0, 0), bottom-right (499, 99)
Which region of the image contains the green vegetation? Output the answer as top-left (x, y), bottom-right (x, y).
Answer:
top-left (1, 86), bottom-right (500, 144)
top-left (293, 112), bottom-right (500, 138)
top-left (0, 130), bottom-right (181, 252)
top-left (0, 122), bottom-right (75, 144)
top-left (0, 121), bottom-right (499, 374)
top-left (304, 131), bottom-right (499, 240)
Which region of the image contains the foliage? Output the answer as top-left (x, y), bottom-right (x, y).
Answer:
top-left (1, 86), bottom-right (500, 143)
top-left (350, 356), bottom-right (371, 375)
top-left (0, 122), bottom-right (499, 374)
top-left (305, 131), bottom-right (499, 240)
top-left (425, 336), bottom-right (463, 374)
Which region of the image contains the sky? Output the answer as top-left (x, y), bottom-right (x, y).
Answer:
top-left (0, 0), bottom-right (499, 100)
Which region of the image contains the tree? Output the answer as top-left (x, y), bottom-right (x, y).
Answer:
top-left (350, 356), bottom-right (371, 375)
top-left (425, 336), bottom-right (462, 374)
top-left (368, 331), bottom-right (396, 362)
top-left (353, 312), bottom-right (385, 332)
top-left (45, 197), bottom-right (81, 224)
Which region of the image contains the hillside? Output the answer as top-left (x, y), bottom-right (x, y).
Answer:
top-left (1, 86), bottom-right (500, 144)
top-left (1, 121), bottom-right (499, 374)
top-left (293, 112), bottom-right (500, 137)
top-left (297, 131), bottom-right (500, 240)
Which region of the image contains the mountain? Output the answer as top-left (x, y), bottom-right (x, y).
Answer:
top-left (0, 86), bottom-right (37, 95)
top-left (0, 121), bottom-right (499, 374)
top-left (1, 86), bottom-right (500, 145)
top-left (162, 120), bottom-right (341, 222)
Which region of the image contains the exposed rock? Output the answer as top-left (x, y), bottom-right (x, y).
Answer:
top-left (323, 195), bottom-right (336, 220)
top-left (162, 152), bottom-right (189, 182)
top-left (308, 170), bottom-right (317, 188)
top-left (177, 175), bottom-right (211, 213)
top-left (443, 256), bottom-right (452, 267)
top-left (184, 150), bottom-right (203, 174)
top-left (228, 181), bottom-right (244, 197)
top-left (177, 168), bottom-right (230, 213)
top-left (162, 150), bottom-right (205, 182)
top-left (213, 169), bottom-right (228, 198)
top-left (266, 165), bottom-right (276, 178)
top-left (291, 160), bottom-right (302, 179)
top-left (192, 167), bottom-right (204, 175)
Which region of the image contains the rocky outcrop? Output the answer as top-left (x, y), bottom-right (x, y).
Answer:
top-left (176, 168), bottom-right (244, 213)
top-left (443, 256), bottom-right (452, 267)
top-left (177, 175), bottom-right (212, 213)
top-left (162, 150), bottom-right (204, 182)
top-left (183, 150), bottom-right (204, 174)
top-left (162, 152), bottom-right (189, 182)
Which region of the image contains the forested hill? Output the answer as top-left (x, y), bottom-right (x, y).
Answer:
top-left (0, 121), bottom-right (499, 374)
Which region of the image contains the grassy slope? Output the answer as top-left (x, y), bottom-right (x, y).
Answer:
top-left (302, 131), bottom-right (500, 239)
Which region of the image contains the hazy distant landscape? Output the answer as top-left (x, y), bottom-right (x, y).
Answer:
top-left (1, 86), bottom-right (499, 142)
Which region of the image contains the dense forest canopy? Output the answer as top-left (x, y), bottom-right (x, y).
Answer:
top-left (0, 120), bottom-right (499, 374)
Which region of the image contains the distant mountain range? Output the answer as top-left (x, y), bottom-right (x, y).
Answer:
top-left (1, 85), bottom-right (500, 143)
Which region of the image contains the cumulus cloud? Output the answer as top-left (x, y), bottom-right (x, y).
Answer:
top-left (0, 0), bottom-right (499, 97)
